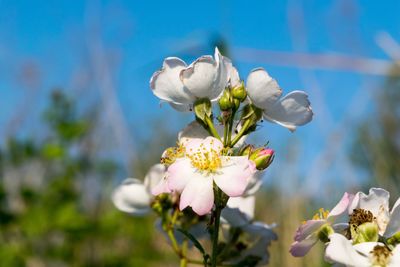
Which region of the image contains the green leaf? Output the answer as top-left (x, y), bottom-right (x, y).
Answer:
top-left (176, 228), bottom-right (206, 256)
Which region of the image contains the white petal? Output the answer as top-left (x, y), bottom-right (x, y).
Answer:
top-left (385, 201), bottom-right (400, 237)
top-left (243, 172), bottom-right (263, 196)
top-left (389, 245), bottom-right (400, 267)
top-left (180, 48), bottom-right (228, 101)
top-left (263, 91), bottom-right (313, 132)
top-left (111, 178), bottom-right (151, 215)
top-left (213, 156), bottom-right (255, 197)
top-left (178, 121), bottom-right (211, 144)
top-left (179, 175), bottom-right (214, 215)
top-left (246, 68), bottom-right (282, 108)
top-left (328, 192), bottom-right (354, 221)
top-left (222, 196), bottom-right (255, 227)
top-left (324, 233), bottom-right (371, 267)
top-left (170, 102), bottom-right (193, 112)
top-left (150, 57), bottom-right (195, 104)
top-left (225, 57), bottom-right (240, 88)
top-left (144, 164), bottom-right (167, 192)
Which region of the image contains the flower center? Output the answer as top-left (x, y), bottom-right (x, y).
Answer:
top-left (349, 208), bottom-right (374, 227)
top-left (187, 142), bottom-right (222, 173)
top-left (370, 245), bottom-right (392, 267)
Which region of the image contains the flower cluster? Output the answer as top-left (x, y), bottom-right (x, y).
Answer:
top-left (291, 188), bottom-right (400, 267)
top-left (112, 47), bottom-right (313, 266)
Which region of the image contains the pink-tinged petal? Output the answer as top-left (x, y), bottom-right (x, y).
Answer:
top-left (328, 192), bottom-right (354, 221)
top-left (263, 91), bottom-right (313, 132)
top-left (290, 236), bottom-right (319, 257)
top-left (150, 57), bottom-right (195, 104)
top-left (246, 68), bottom-right (282, 109)
top-left (214, 156), bottom-right (256, 197)
top-left (324, 233), bottom-right (370, 266)
top-left (293, 220), bottom-right (326, 242)
top-left (202, 136), bottom-right (224, 153)
top-left (144, 164), bottom-right (167, 193)
top-left (112, 178), bottom-right (151, 215)
top-left (151, 176), bottom-right (171, 195)
top-left (167, 158), bottom-right (193, 192)
top-left (179, 175), bottom-right (214, 215)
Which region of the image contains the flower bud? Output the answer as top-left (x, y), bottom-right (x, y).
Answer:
top-left (353, 222), bottom-right (379, 244)
top-left (387, 231), bottom-right (400, 246)
top-left (231, 81), bottom-right (247, 102)
top-left (218, 89), bottom-right (233, 111)
top-left (249, 148), bottom-right (274, 170)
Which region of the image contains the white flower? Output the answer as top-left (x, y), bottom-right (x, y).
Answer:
top-left (246, 68), bottom-right (313, 132)
top-left (152, 137), bottom-right (256, 215)
top-left (111, 164), bottom-right (166, 215)
top-left (221, 195), bottom-right (277, 265)
top-left (325, 233), bottom-right (400, 267)
top-left (349, 188), bottom-right (400, 237)
top-left (150, 48), bottom-right (230, 111)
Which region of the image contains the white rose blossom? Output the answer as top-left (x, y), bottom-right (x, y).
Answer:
top-left (150, 48), bottom-right (230, 111)
top-left (244, 67), bottom-right (313, 131)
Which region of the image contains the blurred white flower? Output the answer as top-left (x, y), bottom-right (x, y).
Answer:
top-left (246, 68), bottom-right (313, 132)
top-left (150, 48), bottom-right (230, 111)
top-left (111, 164), bottom-right (166, 215)
top-left (325, 233), bottom-right (400, 267)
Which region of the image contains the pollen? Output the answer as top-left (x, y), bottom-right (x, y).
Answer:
top-left (161, 143), bottom-right (185, 165)
top-left (349, 208), bottom-right (374, 227)
top-left (311, 208), bottom-right (330, 220)
top-left (187, 141), bottom-right (222, 173)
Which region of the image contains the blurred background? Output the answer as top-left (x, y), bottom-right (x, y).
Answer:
top-left (1, 0), bottom-right (400, 266)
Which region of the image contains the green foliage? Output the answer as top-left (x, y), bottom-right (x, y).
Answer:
top-left (0, 90), bottom-right (173, 266)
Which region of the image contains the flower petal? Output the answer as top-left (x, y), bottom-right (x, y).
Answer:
top-left (167, 158), bottom-right (194, 192)
top-left (144, 164), bottom-right (167, 192)
top-left (324, 233), bottom-right (371, 266)
top-left (111, 178), bottom-right (151, 215)
top-left (226, 58), bottom-right (241, 88)
top-left (290, 236), bottom-right (319, 257)
top-left (293, 220), bottom-right (326, 242)
top-left (246, 68), bottom-right (282, 108)
top-left (179, 175), bottom-right (214, 215)
top-left (389, 244), bottom-right (400, 267)
top-left (243, 172), bottom-right (263, 197)
top-left (180, 48), bottom-right (228, 101)
top-left (150, 57), bottom-right (195, 104)
top-left (222, 196), bottom-right (255, 227)
top-left (263, 91), bottom-right (313, 132)
top-left (385, 200), bottom-right (400, 237)
top-left (328, 192), bottom-right (354, 221)
top-left (213, 156), bottom-right (256, 197)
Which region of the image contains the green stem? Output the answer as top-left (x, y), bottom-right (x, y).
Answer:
top-left (205, 116), bottom-right (221, 140)
top-left (211, 188), bottom-right (223, 267)
top-left (180, 239), bottom-right (188, 267)
top-left (226, 109), bottom-right (236, 146)
top-left (230, 119), bottom-right (251, 147)
top-left (223, 118), bottom-right (229, 147)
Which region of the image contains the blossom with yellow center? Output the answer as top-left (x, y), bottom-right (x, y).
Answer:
top-left (152, 136), bottom-right (256, 216)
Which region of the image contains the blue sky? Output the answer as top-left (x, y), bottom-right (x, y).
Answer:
top-left (1, 0), bottom-right (399, 196)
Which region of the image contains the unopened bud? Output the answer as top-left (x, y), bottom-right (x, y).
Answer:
top-left (353, 222), bottom-right (379, 244)
top-left (249, 148), bottom-right (274, 170)
top-left (218, 89), bottom-right (233, 111)
top-left (231, 81), bottom-right (247, 102)
top-left (317, 224), bottom-right (334, 243)
top-left (387, 231), bottom-right (400, 246)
